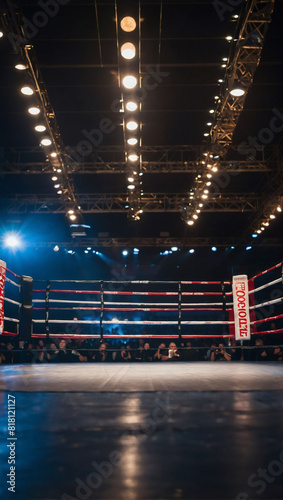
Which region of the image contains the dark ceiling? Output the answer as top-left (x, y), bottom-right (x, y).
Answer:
top-left (0, 0), bottom-right (283, 250)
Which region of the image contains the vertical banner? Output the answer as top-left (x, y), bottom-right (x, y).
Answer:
top-left (0, 260), bottom-right (7, 334)
top-left (232, 275), bottom-right (251, 341)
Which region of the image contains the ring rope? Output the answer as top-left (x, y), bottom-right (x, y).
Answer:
top-left (33, 289), bottom-right (226, 297)
top-left (34, 279), bottom-right (232, 285)
top-left (33, 307), bottom-right (226, 312)
top-left (32, 299), bottom-right (225, 306)
top-left (250, 297), bottom-right (283, 310)
top-left (4, 297), bottom-right (21, 306)
top-left (251, 313), bottom-right (283, 325)
top-left (5, 277), bottom-right (20, 288)
top-left (4, 317), bottom-right (19, 323)
top-left (250, 277), bottom-right (282, 294)
top-left (32, 319), bottom-right (233, 325)
top-left (6, 268), bottom-right (20, 279)
top-left (249, 262), bottom-right (282, 282)
top-left (30, 333), bottom-right (234, 339)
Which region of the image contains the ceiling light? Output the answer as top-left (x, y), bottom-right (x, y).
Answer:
top-left (211, 247), bottom-right (217, 252)
top-left (209, 109), bottom-right (214, 114)
top-left (187, 220), bottom-right (194, 225)
top-left (129, 154), bottom-right (139, 161)
top-left (53, 245), bottom-right (59, 252)
top-left (207, 122), bottom-right (212, 126)
top-left (50, 152), bottom-right (57, 157)
top-left (127, 184), bottom-right (135, 190)
top-left (212, 166), bottom-right (218, 172)
top-left (222, 58), bottom-right (228, 62)
top-left (41, 138), bottom-right (52, 146)
top-left (28, 107), bottom-right (40, 115)
top-left (263, 222), bottom-right (269, 226)
top-left (256, 229), bottom-right (261, 234)
top-left (52, 176), bottom-right (58, 181)
top-left (277, 206), bottom-right (282, 212)
top-left (127, 138), bottom-right (138, 146)
top-left (192, 215), bottom-right (198, 220)
top-left (202, 194), bottom-right (208, 199)
top-left (123, 75), bottom-right (137, 89)
top-left (206, 182), bottom-right (211, 186)
top-left (204, 189), bottom-right (209, 194)
top-left (120, 17), bottom-right (136, 32)
top-left (57, 190), bottom-right (62, 195)
top-left (21, 86), bottom-right (33, 95)
top-left (207, 174), bottom-right (212, 179)
top-left (121, 42), bottom-right (136, 60)
top-left (246, 246), bottom-right (252, 251)
top-left (214, 96), bottom-right (219, 100)
top-left (270, 214), bottom-right (276, 219)
top-left (226, 36), bottom-right (233, 41)
top-left (199, 203), bottom-right (203, 208)
top-left (126, 101), bottom-right (138, 111)
top-left (68, 210), bottom-right (74, 214)
top-left (171, 247), bottom-right (178, 252)
top-left (57, 169), bottom-right (62, 173)
top-left (35, 125), bottom-right (46, 132)
top-left (69, 214), bottom-right (76, 221)
top-left (133, 248), bottom-right (140, 255)
top-left (0, 31), bottom-right (3, 38)
top-left (4, 233), bottom-right (21, 249)
top-left (252, 234), bottom-right (258, 238)
top-left (218, 79), bottom-right (224, 83)
top-left (196, 209), bottom-right (200, 214)
top-left (189, 249), bottom-right (195, 254)
top-left (204, 133), bottom-right (209, 137)
top-left (126, 121), bottom-right (138, 131)
top-left (230, 85), bottom-right (245, 97)
top-left (122, 250), bottom-right (129, 256)
top-left (15, 64), bottom-right (27, 70)
top-left (54, 184), bottom-right (60, 188)
top-left (128, 177), bottom-right (134, 182)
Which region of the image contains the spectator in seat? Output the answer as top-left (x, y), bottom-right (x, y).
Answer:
top-left (161, 342), bottom-right (182, 361)
top-left (182, 341), bottom-right (199, 361)
top-left (154, 343), bottom-right (167, 361)
top-left (253, 337), bottom-right (268, 361)
top-left (271, 347), bottom-right (283, 361)
top-left (142, 342), bottom-right (153, 362)
top-left (210, 343), bottom-right (231, 362)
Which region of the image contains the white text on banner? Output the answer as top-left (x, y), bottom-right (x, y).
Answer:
top-left (0, 260), bottom-right (7, 334)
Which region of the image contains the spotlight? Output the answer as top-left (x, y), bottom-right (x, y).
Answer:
top-left (127, 184), bottom-right (135, 190)
top-left (41, 138), bottom-right (52, 146)
top-left (4, 233), bottom-right (21, 248)
top-left (21, 86), bottom-right (34, 95)
top-left (84, 250), bottom-right (89, 254)
top-left (35, 125), bottom-right (46, 132)
top-left (127, 138), bottom-right (138, 146)
top-left (192, 214), bottom-right (198, 220)
top-left (207, 122), bottom-right (212, 126)
top-left (87, 247), bottom-right (91, 251)
top-left (129, 154), bottom-right (139, 162)
top-left (54, 184), bottom-right (60, 188)
top-left (15, 64), bottom-right (27, 70)
top-left (52, 176), bottom-right (58, 181)
top-left (121, 42), bottom-right (136, 59)
top-left (252, 234), bottom-right (258, 238)
top-left (187, 220), bottom-right (194, 226)
top-left (171, 247), bottom-right (178, 252)
top-left (126, 101), bottom-right (138, 111)
top-left (226, 36), bottom-right (233, 41)
top-left (123, 76), bottom-right (137, 89)
top-left (277, 206), bottom-right (282, 212)
top-left (67, 250), bottom-right (75, 255)
top-left (57, 190), bottom-right (62, 195)
top-left (211, 247), bottom-right (217, 252)
top-left (270, 214), bottom-right (276, 219)
top-left (69, 214), bottom-right (77, 221)
top-left (202, 194), bottom-right (208, 199)
top-left (204, 133), bottom-right (209, 137)
top-left (122, 250), bottom-right (129, 256)
top-left (256, 230), bottom-right (262, 234)
top-left (133, 248), bottom-right (139, 255)
top-left (212, 166), bottom-right (218, 172)
top-left (128, 177), bottom-right (134, 182)
top-left (126, 121), bottom-right (138, 131)
top-left (50, 152), bottom-right (57, 157)
top-left (68, 209), bottom-right (74, 214)
top-left (53, 245), bottom-right (59, 252)
top-left (28, 107), bottom-right (40, 115)
top-left (230, 84), bottom-right (245, 97)
top-left (231, 246), bottom-right (235, 250)
top-left (246, 246), bottom-right (252, 251)
top-left (209, 109), bottom-right (214, 114)
top-left (120, 16), bottom-right (136, 32)
top-left (0, 31), bottom-right (3, 38)
top-left (189, 249), bottom-right (195, 254)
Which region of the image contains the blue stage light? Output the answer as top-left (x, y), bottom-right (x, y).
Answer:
top-left (122, 250), bottom-right (129, 256)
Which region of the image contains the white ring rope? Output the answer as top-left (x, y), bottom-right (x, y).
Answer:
top-left (4, 298), bottom-right (21, 306)
top-left (4, 317), bottom-right (19, 323)
top-left (32, 299), bottom-right (224, 307)
top-left (250, 277), bottom-right (282, 295)
top-left (250, 297), bottom-right (283, 310)
top-left (5, 277), bottom-right (20, 288)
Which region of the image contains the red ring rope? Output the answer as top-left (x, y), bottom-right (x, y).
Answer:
top-left (249, 262), bottom-right (282, 282)
top-left (6, 268), bottom-right (20, 279)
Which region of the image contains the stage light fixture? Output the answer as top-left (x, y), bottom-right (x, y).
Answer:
top-left (277, 206), bottom-right (282, 212)
top-left (28, 107), bottom-right (40, 115)
top-left (171, 247), bottom-right (178, 252)
top-left (0, 31), bottom-right (3, 38)
top-left (122, 250), bottom-right (129, 256)
top-left (54, 184), bottom-right (60, 188)
top-left (120, 17), bottom-right (136, 32)
top-left (41, 138), bottom-right (52, 146)
top-left (133, 248), bottom-right (140, 255)
top-left (126, 101), bottom-right (138, 111)
top-left (127, 138), bottom-right (138, 146)
top-left (4, 233), bottom-right (21, 249)
top-left (189, 249), bottom-right (195, 254)
top-left (57, 190), bottom-right (62, 194)
top-left (53, 245), bottom-right (59, 252)
top-left (209, 109), bottom-right (214, 114)
top-left (35, 125), bottom-right (46, 132)
top-left (187, 220), bottom-right (194, 226)
top-left (128, 177), bottom-right (134, 182)
top-left (121, 42), bottom-right (136, 59)
top-left (52, 176), bottom-right (58, 181)
top-left (127, 184), bottom-right (135, 190)
top-left (126, 121), bottom-right (138, 131)
top-left (252, 234), bottom-right (258, 238)
top-left (123, 76), bottom-right (137, 89)
top-left (270, 214), bottom-right (276, 219)
top-left (207, 122), bottom-right (212, 126)
top-left (226, 36), bottom-right (233, 41)
top-left (211, 247), bottom-right (217, 252)
top-left (202, 194), bottom-right (208, 199)
top-left (246, 246), bottom-right (252, 251)
top-left (21, 86), bottom-right (34, 95)
top-left (69, 214), bottom-right (76, 221)
top-left (15, 64), bottom-right (27, 70)
top-left (50, 152), bottom-right (57, 157)
top-left (204, 133), bottom-right (209, 137)
top-left (230, 84), bottom-right (245, 97)
top-left (129, 154), bottom-right (138, 162)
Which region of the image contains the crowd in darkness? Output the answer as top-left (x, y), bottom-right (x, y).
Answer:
top-left (0, 336), bottom-right (283, 364)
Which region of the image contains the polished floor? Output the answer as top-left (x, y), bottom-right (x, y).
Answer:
top-left (0, 363), bottom-right (283, 500)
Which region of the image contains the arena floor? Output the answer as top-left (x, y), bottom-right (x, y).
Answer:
top-left (1, 363), bottom-right (283, 500)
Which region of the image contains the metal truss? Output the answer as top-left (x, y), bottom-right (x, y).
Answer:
top-left (1, 0), bottom-right (81, 221)
top-left (2, 193), bottom-right (265, 214)
top-left (7, 237), bottom-right (282, 249)
top-left (184, 0), bottom-right (276, 223)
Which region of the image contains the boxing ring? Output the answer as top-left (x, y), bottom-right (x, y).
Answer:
top-left (1, 261), bottom-right (283, 500)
